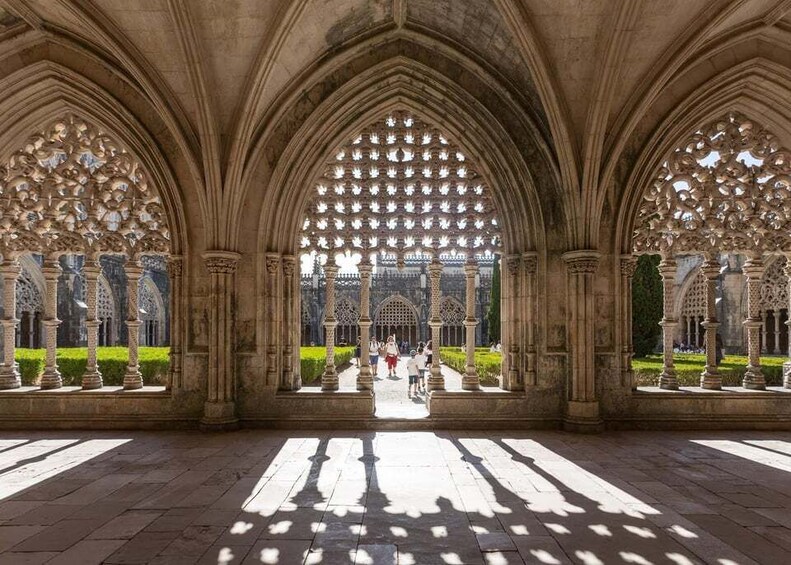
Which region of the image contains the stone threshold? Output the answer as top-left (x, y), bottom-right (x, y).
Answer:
top-left (634, 386), bottom-right (791, 396)
top-left (0, 386), bottom-right (169, 396)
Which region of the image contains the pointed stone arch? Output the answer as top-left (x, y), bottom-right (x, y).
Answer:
top-left (373, 295), bottom-right (419, 346)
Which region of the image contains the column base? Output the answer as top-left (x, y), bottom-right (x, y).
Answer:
top-left (40, 370), bottom-right (62, 390)
top-left (0, 366), bottom-right (20, 389)
top-left (356, 376), bottom-right (374, 391)
top-left (461, 375), bottom-right (480, 391)
top-left (200, 401), bottom-right (239, 431)
top-left (82, 371), bottom-right (103, 390)
top-left (700, 369), bottom-right (721, 390)
top-left (321, 371), bottom-right (339, 391)
top-left (427, 371), bottom-right (445, 392)
top-left (743, 366), bottom-right (766, 390)
top-left (123, 370), bottom-right (143, 390)
top-left (563, 401), bottom-right (603, 433)
top-left (659, 370), bottom-right (678, 390)
top-left (784, 361), bottom-right (791, 389)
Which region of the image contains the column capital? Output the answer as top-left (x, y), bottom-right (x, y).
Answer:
top-left (357, 260), bottom-right (374, 277)
top-left (505, 254), bottom-right (521, 277)
top-left (743, 257), bottom-right (765, 279)
top-left (463, 260), bottom-right (479, 277)
top-left (265, 252), bottom-right (280, 274)
top-left (562, 250), bottom-right (600, 274)
top-left (281, 255), bottom-right (297, 277)
top-left (82, 260), bottom-right (102, 277)
top-left (522, 252), bottom-right (538, 274)
top-left (657, 256), bottom-right (677, 278)
top-left (323, 263), bottom-right (339, 277)
top-left (202, 250), bottom-right (241, 274)
top-left (700, 258), bottom-right (722, 280)
top-left (428, 258), bottom-right (443, 276)
top-left (167, 255), bottom-right (184, 277)
top-left (0, 261), bottom-right (21, 278)
top-left (619, 255), bottom-right (638, 278)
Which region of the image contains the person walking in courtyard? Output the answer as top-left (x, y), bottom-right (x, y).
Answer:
top-left (354, 336), bottom-right (361, 366)
top-left (406, 349), bottom-right (419, 398)
top-left (424, 340), bottom-right (433, 369)
top-left (369, 336), bottom-right (381, 377)
top-left (415, 345), bottom-right (427, 393)
top-left (385, 335), bottom-right (400, 378)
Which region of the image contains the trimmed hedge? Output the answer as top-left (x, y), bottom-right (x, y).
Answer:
top-left (300, 346), bottom-right (355, 384)
top-left (632, 353), bottom-right (787, 386)
top-left (442, 348), bottom-right (502, 386)
top-left (16, 347), bottom-right (170, 387)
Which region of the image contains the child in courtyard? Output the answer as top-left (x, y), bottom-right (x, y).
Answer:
top-left (415, 345), bottom-right (427, 393)
top-left (406, 349), bottom-right (419, 398)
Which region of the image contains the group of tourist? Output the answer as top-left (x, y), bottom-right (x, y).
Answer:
top-left (354, 336), bottom-right (433, 397)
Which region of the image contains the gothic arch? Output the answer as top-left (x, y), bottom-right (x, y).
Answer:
top-left (373, 294), bottom-right (419, 345)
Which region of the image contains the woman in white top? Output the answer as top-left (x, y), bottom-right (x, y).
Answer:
top-left (385, 335), bottom-right (400, 377)
top-left (369, 338), bottom-right (381, 376)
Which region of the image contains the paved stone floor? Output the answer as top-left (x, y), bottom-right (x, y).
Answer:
top-left (0, 430), bottom-right (790, 564)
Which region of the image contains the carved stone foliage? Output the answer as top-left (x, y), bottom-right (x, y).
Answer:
top-left (440, 296), bottom-right (465, 325)
top-left (681, 269), bottom-right (707, 318)
top-left (0, 114), bottom-right (170, 258)
top-left (301, 111), bottom-right (501, 263)
top-left (633, 113), bottom-right (791, 256)
top-left (760, 256), bottom-right (789, 311)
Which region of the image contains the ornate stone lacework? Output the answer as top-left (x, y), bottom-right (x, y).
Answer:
top-left (440, 296), bottom-right (465, 325)
top-left (375, 296), bottom-right (418, 326)
top-left (633, 112), bottom-right (791, 256)
top-left (301, 111), bottom-right (501, 263)
top-left (0, 114), bottom-right (170, 257)
top-left (16, 267), bottom-right (43, 315)
top-left (334, 297), bottom-right (360, 325)
top-left (97, 277), bottom-right (114, 320)
top-left (760, 256), bottom-right (789, 311)
top-left (301, 302), bottom-right (311, 324)
top-left (681, 269), bottom-right (707, 318)
top-left (138, 279), bottom-right (161, 322)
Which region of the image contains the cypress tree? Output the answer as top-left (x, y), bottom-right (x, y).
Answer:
top-left (632, 254), bottom-right (663, 357)
top-left (487, 255), bottom-right (501, 344)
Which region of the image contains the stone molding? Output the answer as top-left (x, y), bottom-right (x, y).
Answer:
top-left (562, 250), bottom-right (601, 274)
top-left (202, 251), bottom-right (241, 274)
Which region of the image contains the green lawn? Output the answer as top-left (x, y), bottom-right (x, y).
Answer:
top-left (632, 353), bottom-right (787, 386)
top-left (16, 347), bottom-right (170, 386)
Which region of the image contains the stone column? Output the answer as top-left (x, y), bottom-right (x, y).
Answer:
top-left (40, 259), bottom-right (62, 389)
top-left (658, 257), bottom-right (678, 390)
top-left (0, 260), bottom-right (21, 389)
top-left (760, 312), bottom-right (767, 354)
top-left (699, 257), bottom-right (721, 389)
top-left (774, 312), bottom-right (781, 354)
top-left (123, 260), bottom-right (144, 390)
top-left (81, 259), bottom-right (103, 390)
top-left (357, 259), bottom-right (373, 391)
top-left (522, 253), bottom-right (538, 386)
top-left (783, 256), bottom-right (791, 388)
top-left (685, 317), bottom-right (692, 346)
top-left (427, 257), bottom-right (445, 391)
top-left (619, 255), bottom-right (638, 389)
top-left (462, 258), bottom-right (479, 390)
top-left (562, 250), bottom-right (601, 431)
top-left (202, 251), bottom-right (241, 428)
top-left (281, 255), bottom-right (297, 390)
top-left (167, 255), bottom-right (183, 390)
top-left (322, 264), bottom-right (339, 391)
top-left (743, 257), bottom-right (765, 389)
top-left (265, 254), bottom-right (280, 386)
top-left (503, 254), bottom-right (523, 391)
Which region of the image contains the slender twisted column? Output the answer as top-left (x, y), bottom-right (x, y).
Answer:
top-left (357, 259), bottom-right (373, 391)
top-left (657, 257), bottom-right (678, 390)
top-left (40, 259), bottom-right (62, 389)
top-left (123, 260), bottom-right (144, 389)
top-left (462, 259), bottom-right (479, 390)
top-left (504, 255), bottom-right (522, 391)
top-left (0, 260), bottom-right (21, 389)
top-left (427, 258), bottom-right (445, 391)
top-left (784, 257), bottom-right (791, 388)
top-left (167, 255), bottom-right (183, 390)
top-left (265, 254), bottom-right (280, 386)
top-left (522, 253), bottom-right (538, 386)
top-left (743, 258), bottom-right (765, 389)
top-left (281, 256), bottom-right (297, 390)
top-left (81, 259), bottom-right (103, 389)
top-left (201, 251), bottom-right (242, 427)
top-left (620, 255), bottom-right (638, 389)
top-left (322, 264), bottom-right (339, 391)
top-left (699, 257), bottom-right (721, 389)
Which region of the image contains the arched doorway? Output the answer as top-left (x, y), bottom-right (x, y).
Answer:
top-left (374, 296), bottom-right (419, 347)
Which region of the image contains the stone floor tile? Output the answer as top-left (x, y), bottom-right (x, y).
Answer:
top-left (0, 552), bottom-right (58, 564)
top-left (242, 539), bottom-right (311, 564)
top-left (476, 531), bottom-right (517, 552)
top-left (88, 510), bottom-right (163, 539)
top-left (9, 520), bottom-right (98, 552)
top-left (483, 552), bottom-right (525, 565)
top-left (0, 501), bottom-right (44, 522)
top-left (686, 513), bottom-right (791, 564)
top-left (159, 525), bottom-right (226, 557)
top-left (46, 539), bottom-right (127, 565)
top-left (7, 504), bottom-right (77, 525)
top-left (0, 526), bottom-right (44, 553)
top-left (354, 543), bottom-right (395, 564)
top-left (197, 544), bottom-right (252, 565)
top-left (104, 531), bottom-right (181, 564)
top-left (146, 507), bottom-right (204, 532)
top-left (512, 536), bottom-right (572, 565)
